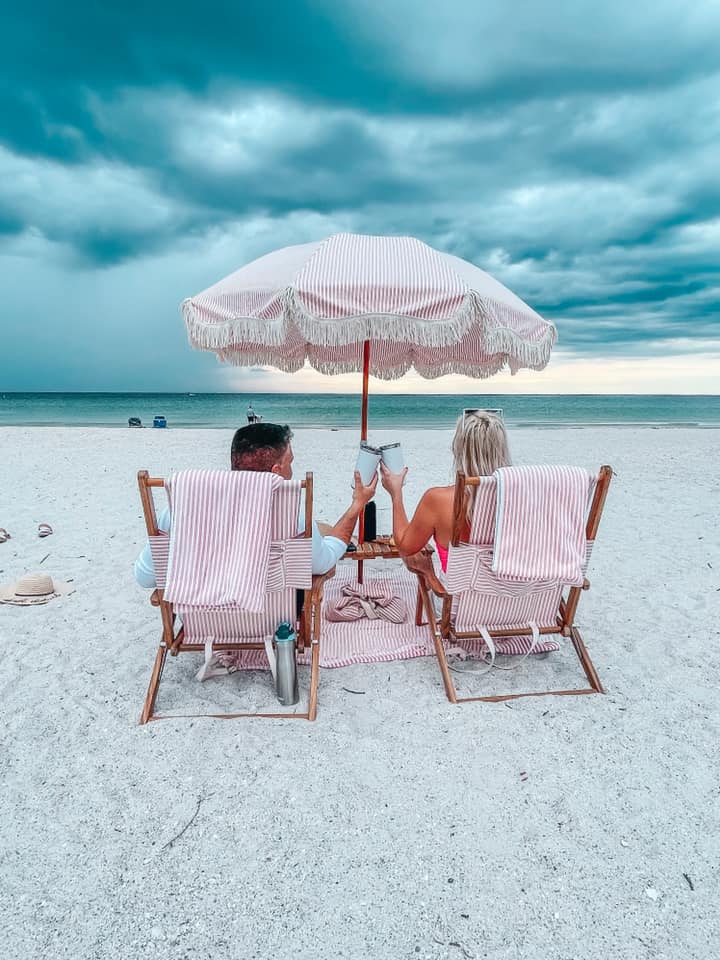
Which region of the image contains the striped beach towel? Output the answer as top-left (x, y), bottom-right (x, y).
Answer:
top-left (325, 582), bottom-right (408, 624)
top-left (492, 465), bottom-right (592, 585)
top-left (164, 469), bottom-right (282, 613)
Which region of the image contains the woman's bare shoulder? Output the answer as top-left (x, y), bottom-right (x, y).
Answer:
top-left (419, 484), bottom-right (455, 505)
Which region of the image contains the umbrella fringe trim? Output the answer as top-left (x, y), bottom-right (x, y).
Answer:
top-left (213, 351), bottom-right (538, 381)
top-left (183, 290), bottom-right (555, 358)
top-left (282, 288), bottom-right (477, 347)
top-left (181, 299), bottom-right (288, 349)
top-left (476, 313), bottom-right (557, 370)
top-left (213, 323), bottom-right (555, 376)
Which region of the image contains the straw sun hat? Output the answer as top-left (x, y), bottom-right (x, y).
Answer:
top-left (0, 572), bottom-right (74, 605)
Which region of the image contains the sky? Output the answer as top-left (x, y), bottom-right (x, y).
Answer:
top-left (1, 1), bottom-right (719, 394)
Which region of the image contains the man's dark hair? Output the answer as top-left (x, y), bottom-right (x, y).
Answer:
top-left (231, 422), bottom-right (293, 471)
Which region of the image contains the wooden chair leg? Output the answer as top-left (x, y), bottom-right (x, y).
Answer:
top-left (432, 634), bottom-right (459, 705)
top-left (298, 606), bottom-right (308, 652)
top-left (140, 645), bottom-right (167, 724)
top-left (571, 626), bottom-right (604, 694)
top-left (418, 581), bottom-right (458, 704)
top-left (415, 586), bottom-right (426, 626)
top-left (307, 642), bottom-right (320, 721)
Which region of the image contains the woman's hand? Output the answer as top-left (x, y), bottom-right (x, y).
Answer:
top-left (380, 463), bottom-right (408, 500)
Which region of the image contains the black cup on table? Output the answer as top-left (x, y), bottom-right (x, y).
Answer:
top-left (362, 501), bottom-right (377, 542)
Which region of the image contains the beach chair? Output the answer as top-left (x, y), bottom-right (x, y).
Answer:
top-left (412, 465), bottom-right (612, 703)
top-left (137, 470), bottom-right (334, 723)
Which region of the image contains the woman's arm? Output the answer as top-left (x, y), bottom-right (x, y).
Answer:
top-left (380, 464), bottom-right (440, 557)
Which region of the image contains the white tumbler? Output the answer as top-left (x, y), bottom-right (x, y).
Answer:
top-left (355, 442), bottom-right (381, 485)
top-left (379, 442), bottom-right (404, 473)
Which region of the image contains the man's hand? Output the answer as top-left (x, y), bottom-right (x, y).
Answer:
top-left (352, 470), bottom-right (378, 506)
top-left (321, 471), bottom-right (379, 545)
top-left (380, 463), bottom-right (408, 500)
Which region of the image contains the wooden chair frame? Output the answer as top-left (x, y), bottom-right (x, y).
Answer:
top-left (412, 465), bottom-right (613, 704)
top-left (137, 470), bottom-right (334, 723)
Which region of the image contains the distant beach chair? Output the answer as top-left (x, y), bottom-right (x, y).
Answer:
top-left (411, 465), bottom-right (612, 703)
top-left (137, 469), bottom-right (333, 723)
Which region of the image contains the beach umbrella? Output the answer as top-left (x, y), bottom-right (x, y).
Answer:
top-left (181, 233), bottom-right (557, 441)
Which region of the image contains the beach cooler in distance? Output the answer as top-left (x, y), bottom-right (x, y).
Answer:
top-left (152, 415), bottom-right (167, 428)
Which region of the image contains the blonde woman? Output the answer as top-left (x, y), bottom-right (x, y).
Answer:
top-left (380, 411), bottom-right (511, 571)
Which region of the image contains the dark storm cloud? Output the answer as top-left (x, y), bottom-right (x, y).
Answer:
top-left (0, 0), bottom-right (719, 388)
top-left (157, 116), bottom-right (422, 220)
top-left (4, 1), bottom-right (720, 157)
top-left (0, 209), bottom-right (24, 237)
top-left (0, 1), bottom-right (393, 162)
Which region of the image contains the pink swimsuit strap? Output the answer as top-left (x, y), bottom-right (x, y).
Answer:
top-left (434, 537), bottom-right (449, 572)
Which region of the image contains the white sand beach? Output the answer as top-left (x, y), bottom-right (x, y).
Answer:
top-left (1, 424), bottom-right (718, 959)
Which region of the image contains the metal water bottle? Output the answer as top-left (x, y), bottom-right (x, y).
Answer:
top-left (274, 621), bottom-right (299, 706)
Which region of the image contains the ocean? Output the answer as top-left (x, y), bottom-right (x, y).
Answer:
top-left (1, 393), bottom-right (719, 428)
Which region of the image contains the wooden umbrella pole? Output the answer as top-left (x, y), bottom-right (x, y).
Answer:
top-left (358, 340), bottom-right (370, 583)
top-left (360, 339), bottom-right (370, 441)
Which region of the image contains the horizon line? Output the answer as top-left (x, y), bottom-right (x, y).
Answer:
top-left (2, 391), bottom-right (719, 398)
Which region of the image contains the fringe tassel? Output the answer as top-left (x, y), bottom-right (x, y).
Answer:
top-left (215, 350), bottom-right (543, 381)
top-left (181, 299), bottom-right (288, 350)
top-left (184, 290), bottom-right (557, 376)
top-left (281, 288), bottom-right (478, 348)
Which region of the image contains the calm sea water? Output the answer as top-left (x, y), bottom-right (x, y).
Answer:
top-left (1, 393), bottom-right (719, 428)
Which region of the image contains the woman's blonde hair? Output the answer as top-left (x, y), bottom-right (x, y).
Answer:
top-left (452, 411), bottom-right (511, 521)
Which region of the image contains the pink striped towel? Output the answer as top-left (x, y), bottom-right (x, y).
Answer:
top-left (492, 465), bottom-right (592, 585)
top-left (163, 469), bottom-right (282, 613)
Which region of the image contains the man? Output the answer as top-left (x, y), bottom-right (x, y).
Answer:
top-left (246, 402), bottom-right (256, 423)
top-left (134, 422), bottom-right (377, 587)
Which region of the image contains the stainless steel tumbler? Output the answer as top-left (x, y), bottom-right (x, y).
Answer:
top-left (274, 621), bottom-right (299, 706)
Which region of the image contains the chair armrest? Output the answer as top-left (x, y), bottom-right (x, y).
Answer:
top-left (297, 567), bottom-right (337, 650)
top-left (310, 566), bottom-right (337, 602)
top-left (403, 549), bottom-right (447, 597)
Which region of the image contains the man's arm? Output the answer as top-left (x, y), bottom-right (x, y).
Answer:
top-left (310, 521), bottom-right (347, 575)
top-left (302, 471), bottom-right (379, 575)
top-left (323, 470), bottom-right (378, 544)
top-left (134, 506), bottom-right (170, 588)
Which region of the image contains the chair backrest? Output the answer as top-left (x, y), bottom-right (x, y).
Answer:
top-left (445, 466), bottom-right (611, 631)
top-left (138, 471), bottom-right (313, 643)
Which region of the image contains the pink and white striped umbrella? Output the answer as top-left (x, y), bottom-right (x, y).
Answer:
top-left (181, 233), bottom-right (556, 381)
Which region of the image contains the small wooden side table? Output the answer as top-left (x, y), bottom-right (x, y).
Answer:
top-left (345, 538), bottom-right (436, 585)
top-left (345, 536), bottom-right (401, 581)
top-left (345, 537), bottom-right (402, 561)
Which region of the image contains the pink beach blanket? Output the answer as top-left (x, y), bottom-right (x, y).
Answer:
top-left (492, 465), bottom-right (592, 585)
top-left (164, 469), bottom-right (282, 613)
top-left (211, 566), bottom-right (559, 672)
